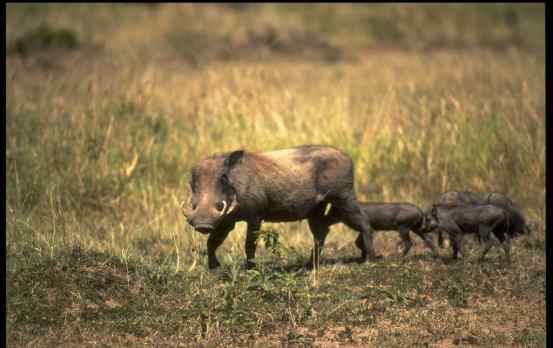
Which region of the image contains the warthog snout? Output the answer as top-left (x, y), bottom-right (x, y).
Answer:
top-left (194, 224), bottom-right (215, 234)
top-left (180, 201), bottom-right (193, 219)
top-left (180, 200), bottom-right (211, 233)
top-left (182, 209), bottom-right (213, 234)
top-left (181, 197), bottom-right (239, 234)
top-left (428, 218), bottom-right (438, 230)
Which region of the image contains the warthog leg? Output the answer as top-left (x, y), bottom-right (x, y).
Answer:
top-left (502, 234), bottom-right (512, 263)
top-left (336, 196), bottom-right (380, 262)
top-left (245, 219), bottom-right (262, 269)
top-left (307, 203), bottom-right (331, 269)
top-left (439, 221), bottom-right (464, 260)
top-left (437, 230), bottom-right (448, 248)
top-left (478, 225), bottom-right (494, 261)
top-left (413, 229), bottom-right (439, 258)
top-left (207, 223), bottom-right (234, 269)
top-left (493, 231), bottom-right (512, 263)
top-left (450, 233), bottom-right (465, 260)
top-left (398, 226), bottom-right (413, 256)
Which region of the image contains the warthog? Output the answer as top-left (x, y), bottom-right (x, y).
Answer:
top-left (434, 191), bottom-right (535, 246)
top-left (438, 191), bottom-right (517, 210)
top-left (182, 144), bottom-right (380, 270)
top-left (353, 202), bottom-right (438, 258)
top-left (428, 203), bottom-right (515, 261)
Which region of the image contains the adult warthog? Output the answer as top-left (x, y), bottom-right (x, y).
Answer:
top-left (181, 144), bottom-right (380, 270)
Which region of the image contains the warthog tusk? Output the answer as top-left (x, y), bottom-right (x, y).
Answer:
top-left (226, 198), bottom-right (238, 215)
top-left (180, 201), bottom-right (191, 217)
top-left (219, 200), bottom-right (228, 216)
top-left (324, 203), bottom-right (332, 216)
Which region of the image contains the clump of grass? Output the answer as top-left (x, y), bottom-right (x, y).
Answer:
top-left (7, 23), bottom-right (80, 56)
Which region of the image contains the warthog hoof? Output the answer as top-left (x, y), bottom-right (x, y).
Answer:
top-left (358, 254), bottom-right (383, 263)
top-left (304, 259), bottom-right (324, 269)
top-left (245, 260), bottom-right (257, 270)
top-left (208, 260), bottom-right (221, 270)
top-left (450, 255), bottom-right (463, 262)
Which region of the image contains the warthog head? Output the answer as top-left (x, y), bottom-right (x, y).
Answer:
top-left (417, 209), bottom-right (437, 233)
top-left (425, 205), bottom-right (448, 233)
top-left (181, 151), bottom-right (243, 234)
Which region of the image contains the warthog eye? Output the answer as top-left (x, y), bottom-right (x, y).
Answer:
top-left (220, 174), bottom-right (230, 186)
top-left (215, 201), bottom-right (225, 212)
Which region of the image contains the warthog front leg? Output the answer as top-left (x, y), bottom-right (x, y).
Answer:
top-left (413, 229), bottom-right (439, 258)
top-left (502, 234), bottom-right (512, 263)
top-left (437, 230), bottom-right (448, 248)
top-left (398, 226), bottom-right (413, 256)
top-left (450, 233), bottom-right (465, 260)
top-left (478, 225), bottom-right (494, 261)
top-left (493, 231), bottom-right (512, 263)
top-left (436, 221), bottom-right (464, 260)
top-left (207, 223), bottom-right (234, 269)
top-left (245, 219), bottom-right (262, 269)
top-left (356, 222), bottom-right (380, 262)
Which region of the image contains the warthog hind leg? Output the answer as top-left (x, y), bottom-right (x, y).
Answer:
top-left (307, 203), bottom-right (331, 269)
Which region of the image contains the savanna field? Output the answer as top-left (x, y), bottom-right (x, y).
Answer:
top-left (5, 4), bottom-right (546, 347)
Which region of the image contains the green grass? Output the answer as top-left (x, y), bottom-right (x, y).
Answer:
top-left (7, 240), bottom-right (546, 346)
top-left (6, 3), bottom-right (545, 347)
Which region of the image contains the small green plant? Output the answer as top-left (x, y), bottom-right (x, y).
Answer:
top-left (260, 228), bottom-right (289, 260)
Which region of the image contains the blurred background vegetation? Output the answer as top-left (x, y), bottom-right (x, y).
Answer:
top-left (6, 2), bottom-right (545, 277)
top-left (6, 4), bottom-right (545, 61)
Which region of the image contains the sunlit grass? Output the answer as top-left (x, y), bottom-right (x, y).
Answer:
top-left (6, 51), bottom-right (545, 268)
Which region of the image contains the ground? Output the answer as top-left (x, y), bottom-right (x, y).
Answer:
top-left (7, 229), bottom-right (546, 347)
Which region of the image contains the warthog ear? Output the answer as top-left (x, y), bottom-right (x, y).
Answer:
top-left (224, 150), bottom-right (244, 172)
top-left (430, 205), bottom-right (438, 218)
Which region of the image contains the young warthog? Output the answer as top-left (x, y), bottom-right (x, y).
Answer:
top-left (438, 191), bottom-right (515, 208)
top-left (181, 144), bottom-right (380, 270)
top-left (428, 203), bottom-right (513, 261)
top-left (434, 191), bottom-right (534, 246)
top-left (353, 202), bottom-right (438, 257)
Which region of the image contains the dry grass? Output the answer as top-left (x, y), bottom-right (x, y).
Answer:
top-left (6, 4), bottom-right (545, 347)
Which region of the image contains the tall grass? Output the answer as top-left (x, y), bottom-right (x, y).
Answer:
top-left (7, 51), bottom-right (545, 269)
